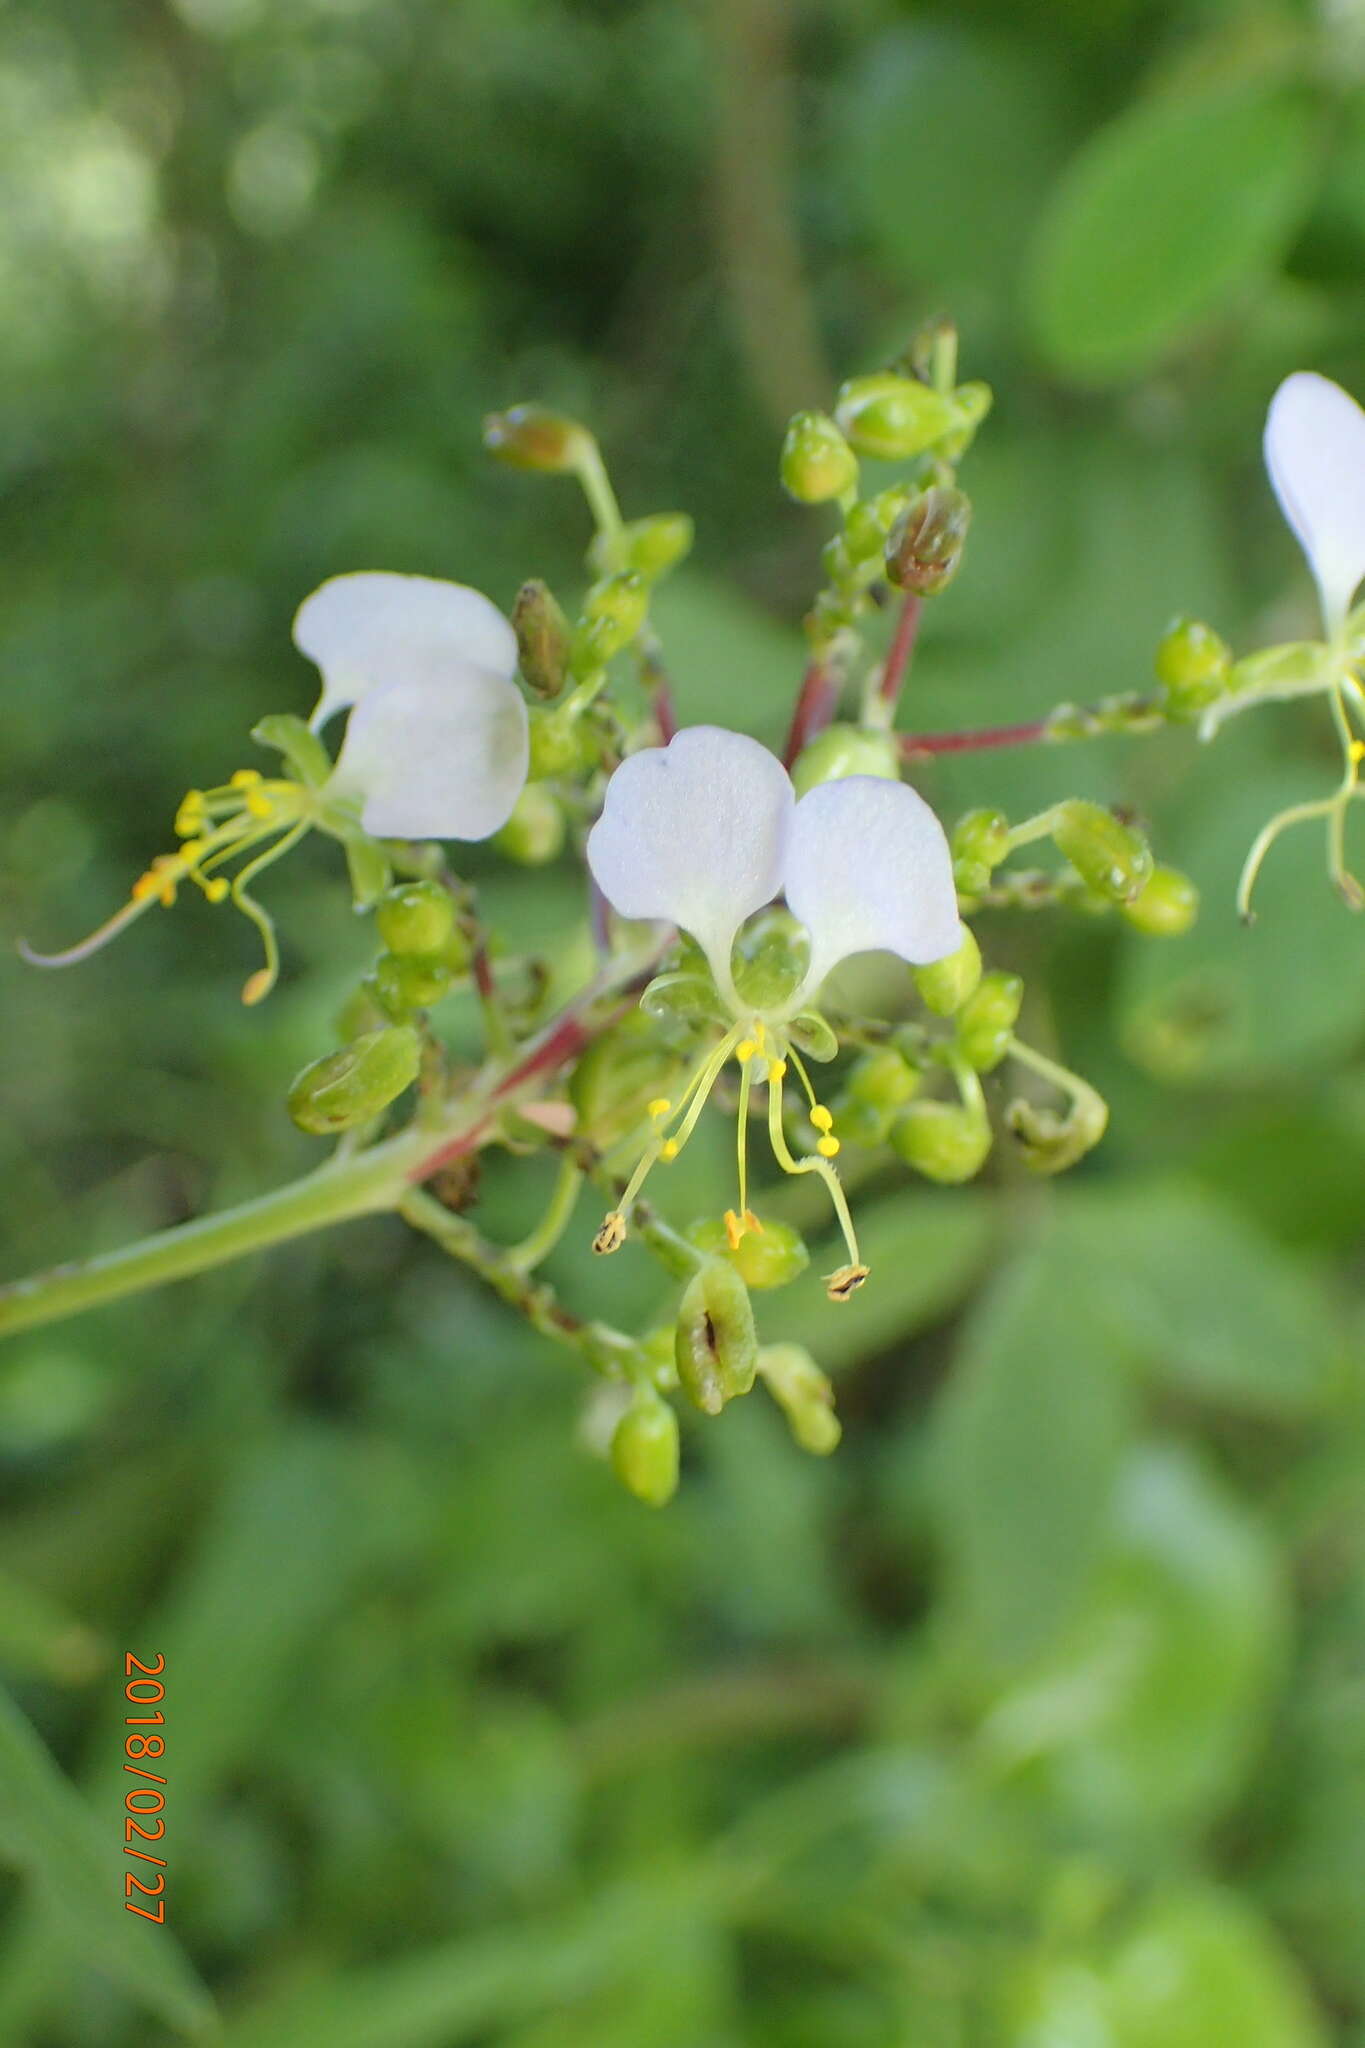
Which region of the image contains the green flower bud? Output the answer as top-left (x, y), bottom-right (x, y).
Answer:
top-left (1154, 617), bottom-right (1231, 717)
top-left (730, 908), bottom-right (811, 1012)
top-left (758, 1344), bottom-right (841, 1455)
top-left (371, 950), bottom-right (453, 1016)
top-left (687, 1215), bottom-right (810, 1291)
top-left (1051, 801), bottom-right (1153, 904)
top-left (791, 722), bottom-right (901, 796)
top-left (885, 484), bottom-right (972, 596)
top-left (570, 1012), bottom-right (684, 1148)
top-left (833, 374), bottom-right (961, 460)
top-left (805, 589), bottom-right (859, 646)
top-left (493, 783), bottom-right (566, 866)
top-left (1120, 864), bottom-right (1199, 937)
top-left (952, 807), bottom-right (1010, 872)
top-left (375, 880), bottom-right (457, 958)
top-left (843, 487), bottom-right (912, 565)
top-left (830, 1093), bottom-right (893, 1149)
top-left (526, 707), bottom-right (587, 780)
top-left (780, 411), bottom-right (859, 503)
top-left (890, 1099), bottom-right (992, 1183)
top-left (914, 927), bottom-right (982, 1016)
top-left (848, 1046), bottom-right (921, 1109)
top-left (674, 1259), bottom-right (759, 1415)
top-left (787, 1011), bottom-right (839, 1062)
top-left (482, 403), bottom-right (588, 473)
top-left (1006, 1090), bottom-right (1108, 1175)
top-left (336, 982), bottom-right (391, 1043)
top-left (609, 1388), bottom-right (680, 1507)
top-left (512, 579), bottom-right (571, 700)
top-left (589, 512), bottom-right (695, 582)
top-left (956, 970), bottom-right (1024, 1072)
top-left (287, 1025), bottom-right (421, 1135)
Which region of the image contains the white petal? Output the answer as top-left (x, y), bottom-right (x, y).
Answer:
top-left (785, 775), bottom-right (963, 997)
top-left (293, 572), bottom-right (518, 727)
top-left (330, 668), bottom-right (529, 841)
top-left (585, 726), bottom-right (794, 992)
top-left (1264, 373), bottom-right (1365, 636)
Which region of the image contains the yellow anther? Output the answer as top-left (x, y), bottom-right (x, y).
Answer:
top-left (174, 795), bottom-right (205, 836)
top-left (736, 1039), bottom-right (757, 1062)
top-left (825, 1263), bottom-right (869, 1303)
top-left (660, 1138), bottom-right (680, 1161)
top-left (244, 793), bottom-right (274, 819)
top-left (809, 1105), bottom-right (834, 1133)
top-left (204, 878), bottom-right (229, 904)
top-left (179, 838), bottom-right (208, 863)
top-left (130, 872), bottom-right (160, 903)
top-left (767, 1058), bottom-right (787, 1082)
top-left (647, 1097), bottom-right (672, 1120)
top-left (817, 1135), bottom-right (840, 1159)
top-left (241, 967), bottom-right (273, 1006)
top-left (229, 769), bottom-right (263, 789)
top-left (1351, 739), bottom-right (1365, 764)
top-left (593, 1211), bottom-right (627, 1255)
top-left (724, 1208), bottom-right (746, 1248)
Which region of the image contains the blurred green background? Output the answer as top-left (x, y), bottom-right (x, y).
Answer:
top-left (3, 0), bottom-right (1365, 2041)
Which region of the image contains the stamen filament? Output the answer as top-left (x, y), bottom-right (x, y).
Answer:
top-left (766, 1064), bottom-right (862, 1276)
top-left (229, 819), bottom-right (309, 1004)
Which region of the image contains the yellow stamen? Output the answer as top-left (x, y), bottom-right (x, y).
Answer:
top-left (647, 1097), bottom-right (672, 1120)
top-left (826, 1263), bottom-right (869, 1303)
top-left (204, 879), bottom-right (230, 904)
top-left (244, 793), bottom-right (274, 819)
top-left (817, 1135), bottom-right (840, 1159)
top-left (767, 1058), bottom-right (787, 1082)
top-left (810, 1105), bottom-right (834, 1133)
top-left (724, 1208), bottom-right (746, 1248)
top-left (241, 967), bottom-right (273, 1006)
top-left (736, 1039), bottom-right (756, 1062)
top-left (593, 1211), bottom-right (627, 1255)
top-left (229, 769), bottom-right (262, 789)
top-left (1351, 740), bottom-right (1365, 764)
top-left (660, 1138), bottom-right (679, 1161)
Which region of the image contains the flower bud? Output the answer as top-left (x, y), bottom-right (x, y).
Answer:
top-left (589, 511), bottom-right (695, 583)
top-left (830, 1092), bottom-right (893, 1149)
top-left (780, 411), bottom-right (859, 503)
top-left (1119, 865), bottom-right (1199, 937)
top-left (526, 707), bottom-right (587, 780)
top-left (371, 950), bottom-right (453, 1016)
top-left (687, 1215), bottom-right (810, 1291)
top-left (1154, 617), bottom-right (1231, 717)
top-left (1051, 801), bottom-right (1152, 904)
top-left (674, 1259), bottom-right (759, 1415)
top-left (956, 970), bottom-right (1024, 1072)
top-left (913, 927), bottom-right (981, 1016)
top-left (848, 1046), bottom-right (921, 1110)
top-left (885, 485), bottom-right (972, 596)
top-left (287, 1025), bottom-right (421, 1135)
top-left (730, 908), bottom-right (811, 1011)
top-left (375, 880), bottom-right (456, 958)
top-left (952, 807), bottom-right (1009, 871)
top-left (1006, 1090), bottom-right (1108, 1174)
top-left (610, 1388), bottom-right (680, 1506)
top-left (758, 1344), bottom-right (841, 1455)
top-left (482, 403), bottom-right (588, 473)
top-left (336, 982), bottom-right (390, 1043)
top-left (890, 1099), bottom-right (992, 1183)
top-left (790, 722), bottom-right (901, 796)
top-left (833, 374), bottom-right (961, 460)
top-left (843, 487), bottom-right (912, 565)
top-left (493, 783), bottom-right (566, 866)
top-left (571, 576), bottom-right (646, 674)
top-left (570, 1012), bottom-right (684, 1148)
top-left (512, 580), bottom-right (571, 700)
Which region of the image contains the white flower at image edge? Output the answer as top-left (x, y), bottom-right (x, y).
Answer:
top-left (586, 724), bottom-right (964, 1009)
top-left (1265, 371), bottom-right (1365, 639)
top-left (292, 571), bottom-right (530, 840)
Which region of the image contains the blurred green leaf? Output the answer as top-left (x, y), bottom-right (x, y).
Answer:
top-left (1103, 1884), bottom-right (1328, 2048)
top-left (1026, 79), bottom-right (1317, 380)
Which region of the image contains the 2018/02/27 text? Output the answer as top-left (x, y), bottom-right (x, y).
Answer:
top-left (123, 1652), bottom-right (166, 1923)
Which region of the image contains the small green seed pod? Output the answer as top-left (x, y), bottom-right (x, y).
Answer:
top-left (674, 1259), bottom-right (759, 1415)
top-left (1051, 801), bottom-right (1153, 904)
top-left (758, 1343), bottom-right (841, 1455)
top-left (890, 1099), bottom-right (992, 1184)
top-left (1154, 616), bottom-right (1231, 717)
top-left (375, 880), bottom-right (457, 958)
top-left (956, 970), bottom-right (1025, 1073)
top-left (610, 1389), bottom-right (680, 1507)
top-left (512, 579), bottom-right (572, 700)
top-left (287, 1025), bottom-right (422, 1135)
top-left (833, 373), bottom-right (961, 460)
top-left (482, 403), bottom-right (588, 473)
top-left (493, 783), bottom-right (566, 866)
top-left (791, 722), bottom-right (901, 796)
top-left (1120, 865), bottom-right (1199, 937)
top-left (688, 1215), bottom-right (810, 1291)
top-left (913, 927), bottom-right (982, 1016)
top-left (780, 410), bottom-right (859, 504)
top-left (885, 484), bottom-right (972, 596)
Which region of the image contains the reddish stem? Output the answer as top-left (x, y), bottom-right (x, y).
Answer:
top-left (782, 655), bottom-right (841, 767)
top-left (878, 594), bottom-right (922, 710)
top-left (900, 717), bottom-right (1049, 758)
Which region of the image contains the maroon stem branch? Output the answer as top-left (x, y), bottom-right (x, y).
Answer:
top-left (878, 594), bottom-right (923, 711)
top-left (782, 654), bottom-right (842, 767)
top-left (900, 717), bottom-right (1050, 758)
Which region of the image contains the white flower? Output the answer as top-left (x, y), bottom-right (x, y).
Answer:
top-left (292, 571), bottom-right (529, 840)
top-left (586, 724), bottom-right (963, 1010)
top-left (1264, 372), bottom-right (1365, 639)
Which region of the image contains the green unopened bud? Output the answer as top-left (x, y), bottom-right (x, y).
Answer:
top-left (287, 1024), bottom-right (421, 1135)
top-left (527, 707), bottom-right (587, 780)
top-left (571, 572), bottom-right (648, 671)
top-left (1120, 865), bottom-right (1199, 937)
top-left (730, 908), bottom-right (811, 1011)
top-left (674, 1259), bottom-right (759, 1415)
top-left (831, 1094), bottom-right (891, 1148)
top-left (758, 1344), bottom-right (841, 1455)
top-left (610, 1389), bottom-right (680, 1507)
top-left (483, 403), bottom-right (588, 473)
top-left (570, 1012), bottom-right (684, 1148)
top-left (886, 485), bottom-right (972, 596)
top-left (590, 512), bottom-right (694, 582)
top-left (375, 880), bottom-right (456, 958)
top-left (512, 580), bottom-right (571, 700)
top-left (951, 807), bottom-right (1009, 895)
top-left (843, 486), bottom-right (913, 565)
top-left (687, 1215), bottom-right (810, 1291)
top-left (914, 927), bottom-right (982, 1016)
top-left (371, 950), bottom-right (453, 1016)
top-left (848, 1045), bottom-right (921, 1110)
top-left (890, 1099), bottom-right (992, 1183)
top-left (791, 722), bottom-right (901, 795)
top-left (787, 1011), bottom-right (839, 1062)
top-left (1154, 617), bottom-right (1231, 716)
top-left (833, 374), bottom-right (961, 460)
top-left (1006, 1089), bottom-right (1108, 1174)
top-left (780, 411), bottom-right (859, 503)
top-left (336, 982), bottom-right (390, 1043)
top-left (956, 970), bottom-right (1024, 1072)
top-left (1051, 801), bottom-right (1153, 904)
top-left (493, 783), bottom-right (566, 865)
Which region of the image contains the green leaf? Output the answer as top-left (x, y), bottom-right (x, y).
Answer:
top-left (0, 1684), bottom-right (213, 2036)
top-left (1026, 79), bottom-right (1317, 381)
top-left (936, 1236), bottom-right (1133, 1663)
top-left (1104, 1885), bottom-right (1329, 2048)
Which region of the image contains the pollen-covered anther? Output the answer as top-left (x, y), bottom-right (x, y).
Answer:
top-left (736, 1039), bottom-right (757, 1063)
top-left (825, 1262), bottom-right (869, 1303)
top-left (593, 1211), bottom-right (628, 1255)
top-left (767, 1059), bottom-right (787, 1082)
top-left (174, 793), bottom-right (206, 837)
top-left (647, 1097), bottom-right (672, 1120)
top-left (1351, 740), bottom-right (1365, 765)
top-left (723, 1207), bottom-right (764, 1249)
top-left (817, 1135), bottom-right (841, 1159)
top-left (809, 1105), bottom-right (834, 1132)
top-left (659, 1138), bottom-right (680, 1161)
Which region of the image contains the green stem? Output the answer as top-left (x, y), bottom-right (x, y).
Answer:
top-left (506, 1155), bottom-right (585, 1274)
